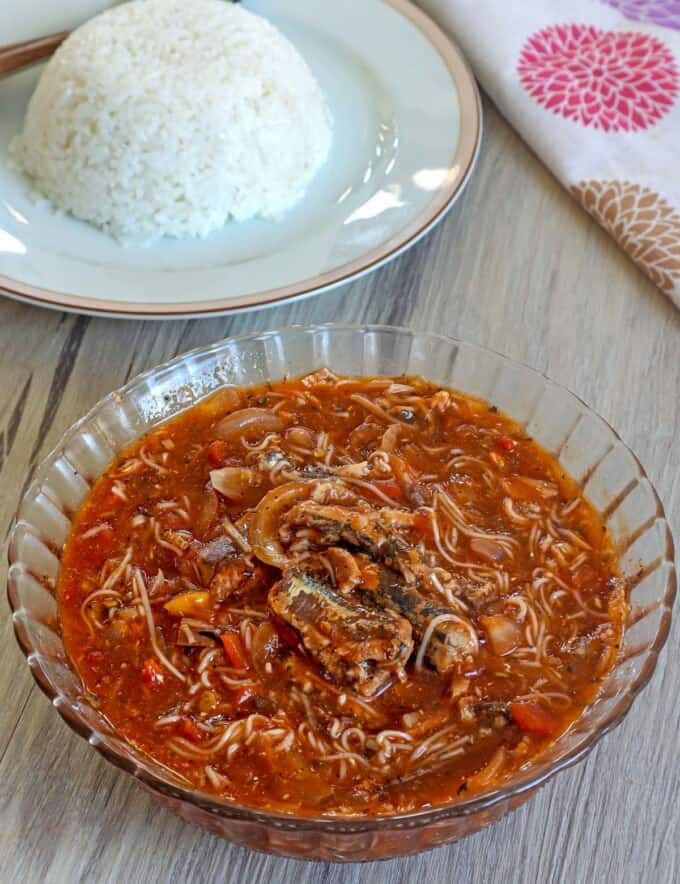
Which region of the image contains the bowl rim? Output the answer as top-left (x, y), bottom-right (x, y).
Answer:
top-left (6, 322), bottom-right (677, 832)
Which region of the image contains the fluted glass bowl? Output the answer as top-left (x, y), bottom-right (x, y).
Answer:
top-left (6, 325), bottom-right (676, 862)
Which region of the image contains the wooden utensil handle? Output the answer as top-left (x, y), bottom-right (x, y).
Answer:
top-left (0, 31), bottom-right (69, 77)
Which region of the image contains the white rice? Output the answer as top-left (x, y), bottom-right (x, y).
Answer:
top-left (11, 0), bottom-right (332, 243)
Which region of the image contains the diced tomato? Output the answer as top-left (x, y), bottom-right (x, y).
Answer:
top-left (220, 632), bottom-right (251, 670)
top-left (413, 510), bottom-right (432, 539)
top-left (233, 686), bottom-right (255, 708)
top-left (379, 482), bottom-right (404, 501)
top-left (207, 439), bottom-right (229, 467)
top-left (497, 435), bottom-right (517, 452)
top-left (176, 717), bottom-right (201, 742)
top-left (509, 701), bottom-right (560, 736)
top-left (141, 658), bottom-right (165, 686)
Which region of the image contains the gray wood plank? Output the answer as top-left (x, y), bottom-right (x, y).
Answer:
top-left (1, 100), bottom-right (678, 884)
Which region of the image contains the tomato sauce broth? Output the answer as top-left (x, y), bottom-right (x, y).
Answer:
top-left (58, 372), bottom-right (625, 816)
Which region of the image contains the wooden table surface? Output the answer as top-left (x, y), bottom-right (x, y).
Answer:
top-left (1, 101), bottom-right (678, 884)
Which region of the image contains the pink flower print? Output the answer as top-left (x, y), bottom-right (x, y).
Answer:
top-left (518, 24), bottom-right (679, 131)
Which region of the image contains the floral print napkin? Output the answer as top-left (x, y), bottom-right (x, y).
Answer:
top-left (419, 0), bottom-right (680, 306)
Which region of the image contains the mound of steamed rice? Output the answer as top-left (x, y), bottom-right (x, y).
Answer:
top-left (11, 0), bottom-right (332, 243)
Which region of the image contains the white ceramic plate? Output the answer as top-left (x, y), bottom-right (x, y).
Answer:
top-left (0, 0), bottom-right (481, 318)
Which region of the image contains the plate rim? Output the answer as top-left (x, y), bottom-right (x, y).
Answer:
top-left (0, 0), bottom-right (482, 319)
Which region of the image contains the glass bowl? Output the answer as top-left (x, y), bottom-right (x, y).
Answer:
top-left (6, 325), bottom-right (676, 862)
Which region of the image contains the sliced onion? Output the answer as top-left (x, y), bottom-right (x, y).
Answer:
top-left (388, 453), bottom-right (418, 488)
top-left (196, 487), bottom-right (218, 534)
top-left (199, 386), bottom-right (242, 419)
top-left (480, 614), bottom-right (522, 656)
top-left (469, 537), bottom-right (506, 563)
top-left (286, 426), bottom-right (316, 448)
top-left (249, 481), bottom-right (312, 568)
top-left (210, 467), bottom-right (255, 501)
top-left (250, 621), bottom-right (280, 678)
top-left (379, 424), bottom-right (401, 452)
top-left (216, 407), bottom-right (284, 442)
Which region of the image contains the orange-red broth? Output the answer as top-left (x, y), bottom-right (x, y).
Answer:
top-left (58, 373), bottom-right (624, 816)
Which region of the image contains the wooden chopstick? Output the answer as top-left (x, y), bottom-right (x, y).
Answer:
top-left (0, 31), bottom-right (69, 77)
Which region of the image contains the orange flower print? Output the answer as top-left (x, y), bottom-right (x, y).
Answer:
top-left (571, 180), bottom-right (680, 293)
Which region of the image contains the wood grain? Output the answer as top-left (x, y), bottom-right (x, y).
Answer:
top-left (0, 101), bottom-right (678, 884)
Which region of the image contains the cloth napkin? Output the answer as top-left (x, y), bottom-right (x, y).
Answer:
top-left (419, 0), bottom-right (680, 307)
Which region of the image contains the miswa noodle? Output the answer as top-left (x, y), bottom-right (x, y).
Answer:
top-left (58, 370), bottom-right (625, 816)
